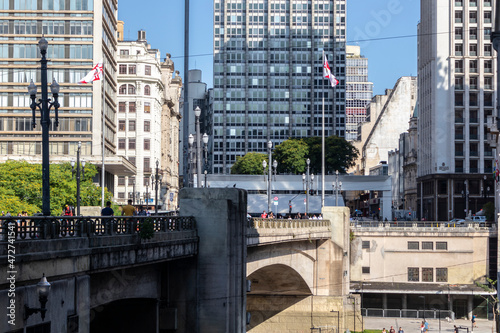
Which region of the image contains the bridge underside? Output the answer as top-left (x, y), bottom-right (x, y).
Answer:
top-left (248, 263), bottom-right (311, 295)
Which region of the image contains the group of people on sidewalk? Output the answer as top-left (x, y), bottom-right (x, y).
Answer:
top-left (100, 199), bottom-right (150, 217)
top-left (259, 210), bottom-right (323, 220)
top-left (382, 326), bottom-right (404, 333)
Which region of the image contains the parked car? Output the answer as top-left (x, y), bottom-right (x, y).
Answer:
top-left (447, 218), bottom-right (465, 226)
top-left (465, 215), bottom-right (487, 222)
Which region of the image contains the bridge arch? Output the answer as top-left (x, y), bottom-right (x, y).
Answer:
top-left (248, 263), bottom-right (312, 295)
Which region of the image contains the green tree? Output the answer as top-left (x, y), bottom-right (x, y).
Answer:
top-left (273, 139), bottom-right (309, 174)
top-left (0, 160), bottom-right (111, 215)
top-left (231, 152), bottom-right (267, 175)
top-left (303, 136), bottom-right (359, 174)
top-left (482, 201), bottom-right (495, 222)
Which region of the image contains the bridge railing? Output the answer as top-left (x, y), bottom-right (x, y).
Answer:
top-left (351, 221), bottom-right (495, 229)
top-left (248, 218), bottom-right (330, 229)
top-left (0, 215), bottom-right (196, 241)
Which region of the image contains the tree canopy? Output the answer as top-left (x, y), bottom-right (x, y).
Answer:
top-left (303, 136), bottom-right (359, 174)
top-left (230, 152), bottom-right (267, 175)
top-left (0, 160), bottom-right (111, 215)
top-left (273, 139), bottom-right (309, 174)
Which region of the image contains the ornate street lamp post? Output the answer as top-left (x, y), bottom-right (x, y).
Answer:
top-left (195, 106), bottom-right (202, 188)
top-left (28, 37), bottom-right (60, 216)
top-left (333, 170), bottom-right (343, 206)
top-left (267, 141), bottom-right (273, 213)
top-left (153, 160), bottom-right (163, 214)
top-left (71, 141), bottom-right (85, 216)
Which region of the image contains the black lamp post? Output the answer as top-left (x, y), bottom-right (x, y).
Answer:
top-left (153, 160), bottom-right (162, 214)
top-left (28, 37), bottom-right (60, 216)
top-left (71, 141), bottom-right (85, 216)
top-left (25, 274), bottom-right (51, 321)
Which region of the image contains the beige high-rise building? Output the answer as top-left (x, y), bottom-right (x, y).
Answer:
top-left (116, 30), bottom-right (182, 210)
top-left (418, 0), bottom-right (496, 220)
top-left (0, 0), bottom-right (135, 194)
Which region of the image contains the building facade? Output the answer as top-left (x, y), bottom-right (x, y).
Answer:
top-left (417, 0), bottom-right (496, 220)
top-left (0, 0), bottom-right (136, 193)
top-left (212, 0), bottom-right (346, 174)
top-left (116, 30), bottom-right (182, 209)
top-left (345, 45), bottom-right (372, 141)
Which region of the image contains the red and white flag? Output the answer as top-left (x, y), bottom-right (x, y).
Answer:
top-left (323, 52), bottom-right (339, 87)
top-left (78, 60), bottom-right (103, 84)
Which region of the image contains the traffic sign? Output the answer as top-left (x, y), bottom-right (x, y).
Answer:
top-left (274, 196), bottom-right (278, 201)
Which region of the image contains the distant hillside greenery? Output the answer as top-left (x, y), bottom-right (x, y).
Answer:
top-left (0, 160), bottom-right (111, 216)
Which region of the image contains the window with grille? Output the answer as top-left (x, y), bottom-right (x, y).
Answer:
top-left (128, 138), bottom-right (136, 149)
top-left (422, 268), bottom-right (433, 282)
top-left (362, 267), bottom-right (370, 274)
top-left (422, 242), bottom-right (433, 250)
top-left (436, 268), bottom-right (448, 282)
top-left (144, 157), bottom-right (150, 172)
top-left (119, 84), bottom-right (127, 94)
top-left (119, 64), bottom-right (127, 74)
top-left (118, 120), bottom-right (125, 131)
top-left (128, 84), bottom-right (136, 94)
top-left (119, 102), bottom-right (126, 112)
top-left (129, 120), bottom-right (136, 131)
top-left (144, 85), bottom-right (150, 96)
top-left (145, 65), bottom-right (151, 75)
top-left (128, 156), bottom-right (136, 165)
top-left (408, 267), bottom-right (419, 282)
top-left (436, 242), bottom-right (448, 250)
top-left (144, 138), bottom-right (150, 150)
top-left (118, 176), bottom-right (125, 185)
top-left (362, 241), bottom-right (370, 249)
top-left (144, 120), bottom-right (150, 132)
top-left (128, 65), bottom-right (136, 74)
top-left (118, 138), bottom-right (125, 149)
top-left (128, 177), bottom-right (135, 185)
top-left (129, 102), bottom-right (136, 113)
top-left (118, 192), bottom-right (125, 199)
top-left (408, 242), bottom-right (419, 250)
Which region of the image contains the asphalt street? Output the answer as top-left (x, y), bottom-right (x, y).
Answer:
top-left (363, 316), bottom-right (494, 333)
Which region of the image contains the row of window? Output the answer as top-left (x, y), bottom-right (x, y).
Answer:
top-left (118, 101), bottom-right (151, 113)
top-left (361, 267), bottom-right (448, 282)
top-left (118, 84), bottom-right (151, 96)
top-left (118, 120), bottom-right (150, 132)
top-left (119, 64), bottom-right (152, 76)
top-left (118, 138), bottom-right (151, 151)
top-left (0, 0), bottom-right (92, 10)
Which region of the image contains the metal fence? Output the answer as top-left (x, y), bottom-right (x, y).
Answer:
top-left (0, 215), bottom-right (196, 241)
top-left (363, 308), bottom-right (455, 320)
top-left (351, 221), bottom-right (493, 229)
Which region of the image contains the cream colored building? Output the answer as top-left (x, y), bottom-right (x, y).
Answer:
top-left (351, 223), bottom-right (495, 319)
top-left (116, 30), bottom-right (181, 210)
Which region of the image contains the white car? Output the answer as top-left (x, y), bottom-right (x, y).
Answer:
top-left (465, 216), bottom-right (487, 223)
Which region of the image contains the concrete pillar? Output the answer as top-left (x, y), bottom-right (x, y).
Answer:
top-left (180, 188), bottom-right (247, 333)
top-left (382, 190), bottom-right (392, 221)
top-left (467, 295), bottom-right (473, 320)
top-left (383, 293), bottom-right (388, 310)
top-left (402, 294), bottom-right (408, 310)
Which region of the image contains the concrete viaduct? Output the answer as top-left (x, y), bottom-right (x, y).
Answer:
top-left (0, 188), bottom-right (354, 333)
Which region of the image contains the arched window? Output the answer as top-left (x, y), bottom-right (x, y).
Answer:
top-left (144, 85), bottom-right (150, 96)
top-left (119, 84), bottom-right (127, 94)
top-left (128, 84), bottom-right (136, 94)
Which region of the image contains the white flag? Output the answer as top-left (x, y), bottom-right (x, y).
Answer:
top-left (79, 60), bottom-right (103, 84)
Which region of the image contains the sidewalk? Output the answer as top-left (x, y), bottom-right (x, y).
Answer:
top-left (363, 317), bottom-right (494, 333)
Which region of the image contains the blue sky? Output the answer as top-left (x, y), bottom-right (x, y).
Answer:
top-left (118, 0), bottom-right (420, 95)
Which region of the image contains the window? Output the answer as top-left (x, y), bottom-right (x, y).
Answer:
top-left (455, 27), bottom-right (463, 39)
top-left (422, 242), bottom-right (433, 250)
top-left (128, 84), bottom-right (136, 94)
top-left (118, 192), bottom-right (125, 199)
top-left (455, 11), bottom-right (462, 23)
top-left (144, 102), bottom-right (151, 113)
top-left (118, 138), bottom-right (125, 149)
top-left (470, 60), bottom-right (477, 73)
top-left (118, 176), bottom-right (125, 185)
top-left (119, 102), bottom-right (126, 112)
top-left (120, 49), bottom-right (129, 55)
top-left (408, 241), bottom-right (419, 250)
top-left (470, 11), bottom-right (477, 23)
top-left (144, 138), bottom-right (150, 150)
top-left (485, 60), bottom-right (492, 73)
top-left (129, 102), bottom-right (136, 113)
top-left (119, 64), bottom-right (127, 74)
top-left (128, 138), bottom-right (136, 150)
top-left (128, 177), bottom-right (135, 185)
top-left (118, 120), bottom-right (125, 131)
top-left (144, 120), bottom-right (150, 132)
top-left (408, 267), bottom-right (419, 282)
top-left (455, 44), bottom-right (463, 56)
top-left (436, 242), bottom-right (448, 250)
top-left (128, 65), bottom-right (136, 74)
top-left (119, 84), bottom-right (127, 94)
top-left (145, 65), bottom-right (151, 75)
top-left (143, 176), bottom-right (150, 186)
top-left (128, 156), bottom-right (136, 165)
top-left (436, 268), bottom-right (448, 282)
top-left (362, 241), bottom-right (370, 249)
top-left (422, 268), bottom-right (433, 282)
top-left (362, 267), bottom-right (370, 274)
top-left (485, 44), bottom-right (492, 56)
top-left (144, 157), bottom-right (150, 172)
top-left (144, 85), bottom-right (151, 96)
top-left (469, 44), bottom-right (477, 56)
top-left (129, 120), bottom-right (136, 131)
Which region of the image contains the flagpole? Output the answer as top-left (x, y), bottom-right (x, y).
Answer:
top-left (321, 52), bottom-right (326, 211)
top-left (101, 60), bottom-right (106, 208)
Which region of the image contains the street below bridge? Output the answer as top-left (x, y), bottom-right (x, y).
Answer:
top-left (364, 316), bottom-right (493, 333)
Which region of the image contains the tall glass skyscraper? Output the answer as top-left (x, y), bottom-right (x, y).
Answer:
top-left (212, 0), bottom-right (346, 174)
